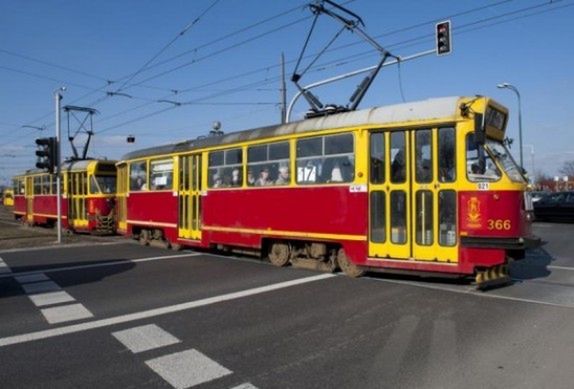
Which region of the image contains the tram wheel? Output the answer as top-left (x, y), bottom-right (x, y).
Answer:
top-left (139, 230), bottom-right (150, 246)
top-left (268, 242), bottom-right (290, 267)
top-left (169, 243), bottom-right (183, 251)
top-left (337, 248), bottom-right (364, 278)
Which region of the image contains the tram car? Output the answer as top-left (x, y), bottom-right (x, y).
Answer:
top-left (12, 159), bottom-right (117, 234)
top-left (117, 96), bottom-right (539, 288)
top-left (3, 188), bottom-right (14, 207)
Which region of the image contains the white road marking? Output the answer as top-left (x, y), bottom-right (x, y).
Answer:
top-left (0, 240), bottom-right (127, 255)
top-left (365, 276), bottom-right (574, 309)
top-left (548, 265), bottom-right (574, 271)
top-left (29, 291), bottom-right (76, 307)
top-left (0, 273), bottom-right (335, 347)
top-left (112, 324), bottom-right (180, 354)
top-left (40, 303), bottom-right (94, 324)
top-left (230, 383), bottom-right (259, 389)
top-left (14, 273), bottom-right (49, 283)
top-left (145, 349), bottom-right (232, 389)
top-left (0, 253), bottom-right (200, 280)
top-left (21, 280), bottom-right (61, 294)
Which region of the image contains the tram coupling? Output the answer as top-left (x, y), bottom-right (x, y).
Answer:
top-left (474, 264), bottom-right (511, 291)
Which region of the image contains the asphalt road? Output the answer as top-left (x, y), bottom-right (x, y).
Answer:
top-left (1, 222), bottom-right (574, 389)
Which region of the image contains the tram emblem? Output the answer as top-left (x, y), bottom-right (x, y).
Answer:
top-left (467, 196), bottom-right (482, 228)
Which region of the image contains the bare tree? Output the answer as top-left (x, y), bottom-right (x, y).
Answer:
top-left (559, 160), bottom-right (574, 178)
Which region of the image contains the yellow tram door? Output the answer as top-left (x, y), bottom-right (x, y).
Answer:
top-left (25, 176), bottom-right (34, 223)
top-left (368, 130), bottom-right (411, 260)
top-left (178, 153), bottom-right (202, 241)
top-left (116, 163), bottom-right (128, 232)
top-left (68, 172), bottom-right (88, 229)
top-left (410, 127), bottom-right (458, 262)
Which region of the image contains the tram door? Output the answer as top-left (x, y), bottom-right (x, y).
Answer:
top-left (68, 172), bottom-right (88, 229)
top-left (368, 128), bottom-right (458, 262)
top-left (178, 154), bottom-right (202, 241)
top-left (25, 176), bottom-right (34, 223)
top-left (116, 163), bottom-right (128, 232)
top-left (410, 128), bottom-right (458, 261)
top-left (368, 131), bottom-right (411, 259)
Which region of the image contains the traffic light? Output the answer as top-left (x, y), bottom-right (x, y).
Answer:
top-left (35, 137), bottom-right (57, 173)
top-left (436, 20), bottom-right (451, 56)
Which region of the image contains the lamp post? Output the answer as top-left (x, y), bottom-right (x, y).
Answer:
top-left (497, 82), bottom-right (523, 170)
top-left (54, 87), bottom-right (66, 244)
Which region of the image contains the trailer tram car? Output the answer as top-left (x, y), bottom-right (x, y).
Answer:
top-left (12, 159), bottom-right (117, 234)
top-left (118, 96), bottom-right (538, 288)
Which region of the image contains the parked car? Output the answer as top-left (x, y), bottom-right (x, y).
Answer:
top-left (533, 191), bottom-right (574, 222)
top-left (530, 191), bottom-right (549, 203)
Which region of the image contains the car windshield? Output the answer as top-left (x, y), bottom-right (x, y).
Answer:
top-left (485, 139), bottom-right (526, 183)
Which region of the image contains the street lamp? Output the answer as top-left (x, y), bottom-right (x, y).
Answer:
top-left (54, 86), bottom-right (66, 244)
top-left (497, 82), bottom-right (523, 170)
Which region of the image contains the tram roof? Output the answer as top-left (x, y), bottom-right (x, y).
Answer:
top-left (121, 96), bottom-right (466, 161)
top-left (15, 159), bottom-right (116, 176)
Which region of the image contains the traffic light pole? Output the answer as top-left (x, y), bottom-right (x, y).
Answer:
top-left (54, 88), bottom-right (65, 244)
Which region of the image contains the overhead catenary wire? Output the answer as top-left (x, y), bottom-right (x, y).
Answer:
top-left (113, 0), bottom-right (223, 94)
top-left (1, 0), bottom-right (565, 153)
top-left (92, 0), bottom-right (567, 138)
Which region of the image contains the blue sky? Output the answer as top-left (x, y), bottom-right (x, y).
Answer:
top-left (1, 0), bottom-right (573, 185)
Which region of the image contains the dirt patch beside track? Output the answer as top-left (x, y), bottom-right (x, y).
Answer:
top-left (0, 205), bottom-right (122, 250)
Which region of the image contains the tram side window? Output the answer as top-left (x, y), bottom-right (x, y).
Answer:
top-left (439, 190), bottom-right (457, 246)
top-left (415, 129), bottom-right (433, 184)
top-left (466, 134), bottom-right (501, 182)
top-left (296, 133), bottom-right (354, 184)
top-left (33, 176), bottom-right (42, 195)
top-left (370, 133), bottom-right (385, 184)
top-left (51, 176), bottom-right (57, 194)
top-left (41, 176), bottom-right (51, 194)
top-left (438, 127), bottom-right (456, 183)
top-left (208, 148), bottom-right (243, 188)
top-left (150, 159), bottom-right (173, 191)
top-left (390, 132), bottom-right (406, 183)
top-left (130, 161), bottom-right (148, 191)
top-left (247, 141), bottom-right (290, 186)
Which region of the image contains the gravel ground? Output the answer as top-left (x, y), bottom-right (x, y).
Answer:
top-left (0, 205), bottom-right (123, 250)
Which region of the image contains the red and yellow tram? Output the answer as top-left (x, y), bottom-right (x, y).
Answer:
top-left (117, 96), bottom-right (538, 288)
top-left (12, 159), bottom-right (117, 234)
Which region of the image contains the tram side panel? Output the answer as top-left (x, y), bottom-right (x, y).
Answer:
top-left (13, 194), bottom-right (26, 219)
top-left (458, 189), bottom-right (529, 268)
top-left (126, 191), bottom-right (178, 240)
top-left (202, 186), bottom-right (369, 262)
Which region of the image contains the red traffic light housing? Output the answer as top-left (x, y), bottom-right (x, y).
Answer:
top-left (436, 20), bottom-right (452, 56)
top-left (35, 137), bottom-right (58, 174)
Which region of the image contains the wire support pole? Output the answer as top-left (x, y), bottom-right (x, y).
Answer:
top-left (54, 87), bottom-right (65, 244)
top-left (286, 48), bottom-right (435, 122)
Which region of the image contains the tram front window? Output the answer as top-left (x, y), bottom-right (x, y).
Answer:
top-left (485, 140), bottom-right (525, 183)
top-left (91, 175), bottom-right (116, 194)
top-left (466, 134), bottom-right (501, 182)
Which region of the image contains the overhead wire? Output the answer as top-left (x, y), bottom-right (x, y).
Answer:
top-left (92, 0), bottom-right (567, 137)
top-left (1, 0), bottom-right (564, 154)
top-left (114, 0), bottom-right (223, 93)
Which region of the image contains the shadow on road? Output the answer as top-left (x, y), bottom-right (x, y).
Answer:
top-left (0, 259), bottom-right (135, 299)
top-left (509, 244), bottom-right (553, 281)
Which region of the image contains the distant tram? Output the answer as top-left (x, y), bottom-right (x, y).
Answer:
top-left (3, 188), bottom-right (14, 207)
top-left (13, 159), bottom-right (117, 234)
top-left (117, 96), bottom-right (538, 288)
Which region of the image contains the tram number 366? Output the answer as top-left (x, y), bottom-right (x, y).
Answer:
top-left (487, 219), bottom-right (512, 231)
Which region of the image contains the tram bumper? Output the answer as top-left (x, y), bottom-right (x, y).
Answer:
top-left (475, 264), bottom-right (511, 291)
top-left (460, 235), bottom-right (541, 251)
